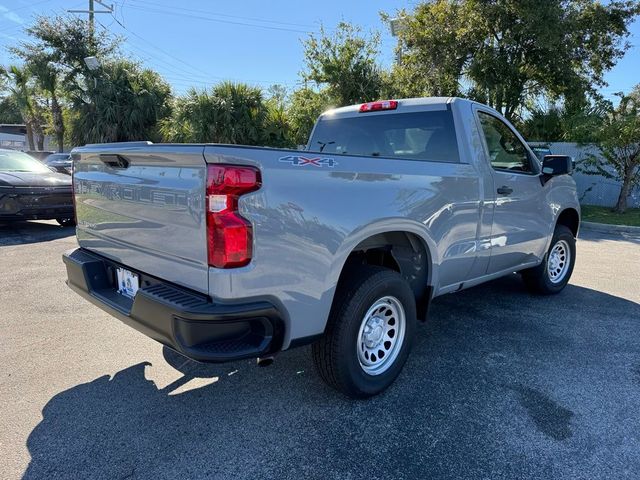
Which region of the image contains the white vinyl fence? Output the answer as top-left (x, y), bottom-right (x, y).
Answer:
top-left (546, 142), bottom-right (639, 208)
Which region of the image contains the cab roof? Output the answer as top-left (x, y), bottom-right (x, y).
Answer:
top-left (319, 97), bottom-right (473, 119)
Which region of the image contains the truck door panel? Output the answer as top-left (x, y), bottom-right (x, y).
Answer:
top-left (475, 110), bottom-right (549, 274)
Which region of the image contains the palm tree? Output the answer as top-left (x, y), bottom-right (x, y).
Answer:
top-left (69, 59), bottom-right (172, 145)
top-left (29, 57), bottom-right (65, 152)
top-left (1, 65), bottom-right (37, 150)
top-left (161, 82), bottom-right (272, 145)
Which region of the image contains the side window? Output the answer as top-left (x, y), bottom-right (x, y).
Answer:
top-left (477, 112), bottom-right (534, 173)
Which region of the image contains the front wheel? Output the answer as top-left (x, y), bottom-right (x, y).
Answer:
top-left (312, 265), bottom-right (416, 398)
top-left (522, 224), bottom-right (576, 294)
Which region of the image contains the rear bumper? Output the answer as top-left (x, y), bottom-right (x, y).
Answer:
top-left (63, 248), bottom-right (284, 362)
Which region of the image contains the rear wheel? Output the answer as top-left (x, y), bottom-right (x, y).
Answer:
top-left (312, 265), bottom-right (416, 398)
top-left (56, 217), bottom-right (76, 227)
top-left (522, 224), bottom-right (575, 294)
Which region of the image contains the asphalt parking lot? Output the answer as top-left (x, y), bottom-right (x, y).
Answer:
top-left (1, 221), bottom-right (639, 480)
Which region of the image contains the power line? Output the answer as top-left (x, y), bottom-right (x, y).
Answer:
top-left (122, 3), bottom-right (314, 34)
top-left (108, 17), bottom-right (214, 79)
top-left (105, 12), bottom-right (296, 86)
top-left (125, 0), bottom-right (318, 30)
top-left (162, 73), bottom-right (297, 88)
top-left (67, 0), bottom-right (113, 36)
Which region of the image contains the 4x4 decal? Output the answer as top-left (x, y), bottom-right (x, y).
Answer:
top-left (279, 155), bottom-right (338, 168)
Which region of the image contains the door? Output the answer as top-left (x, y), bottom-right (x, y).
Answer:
top-left (475, 110), bottom-right (549, 274)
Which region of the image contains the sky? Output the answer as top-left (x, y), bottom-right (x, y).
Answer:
top-left (0, 0), bottom-right (638, 102)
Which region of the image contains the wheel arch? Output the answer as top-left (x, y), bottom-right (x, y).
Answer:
top-left (329, 222), bottom-right (438, 320)
top-left (556, 207), bottom-right (580, 237)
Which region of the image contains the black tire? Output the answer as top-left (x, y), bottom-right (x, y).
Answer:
top-left (56, 217), bottom-right (76, 227)
top-left (312, 265), bottom-right (416, 398)
top-left (522, 224), bottom-right (576, 294)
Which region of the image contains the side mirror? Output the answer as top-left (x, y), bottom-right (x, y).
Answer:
top-left (542, 155), bottom-right (573, 176)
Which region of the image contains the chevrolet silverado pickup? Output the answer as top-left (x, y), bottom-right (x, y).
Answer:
top-left (63, 97), bottom-right (579, 398)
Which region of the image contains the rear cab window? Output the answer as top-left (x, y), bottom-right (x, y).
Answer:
top-left (309, 110), bottom-right (460, 163)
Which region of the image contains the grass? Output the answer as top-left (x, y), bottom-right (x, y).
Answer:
top-left (581, 205), bottom-right (640, 226)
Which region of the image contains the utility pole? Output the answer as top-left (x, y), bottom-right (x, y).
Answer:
top-left (89, 0), bottom-right (94, 36)
top-left (68, 0), bottom-right (113, 39)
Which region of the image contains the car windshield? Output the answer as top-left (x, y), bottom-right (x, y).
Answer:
top-left (0, 151), bottom-right (51, 173)
top-left (45, 154), bottom-right (70, 163)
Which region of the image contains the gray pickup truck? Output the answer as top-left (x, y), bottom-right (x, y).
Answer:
top-left (63, 97), bottom-right (579, 398)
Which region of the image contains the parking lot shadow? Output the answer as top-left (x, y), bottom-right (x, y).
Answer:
top-left (0, 221), bottom-right (75, 247)
top-left (23, 277), bottom-right (640, 479)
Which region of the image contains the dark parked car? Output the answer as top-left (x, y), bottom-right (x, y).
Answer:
top-left (0, 149), bottom-right (75, 226)
top-left (43, 152), bottom-right (73, 175)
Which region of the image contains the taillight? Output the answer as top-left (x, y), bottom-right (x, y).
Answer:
top-left (359, 100), bottom-right (398, 113)
top-left (206, 164), bottom-right (261, 268)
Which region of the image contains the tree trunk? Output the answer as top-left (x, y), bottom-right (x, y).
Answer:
top-left (37, 133), bottom-right (45, 151)
top-left (51, 95), bottom-right (64, 152)
top-left (614, 176), bottom-right (631, 213)
top-left (56, 131), bottom-right (64, 153)
top-left (25, 122), bottom-right (35, 151)
top-left (32, 119), bottom-right (45, 151)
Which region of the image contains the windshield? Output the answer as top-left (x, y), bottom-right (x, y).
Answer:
top-left (0, 151), bottom-right (51, 173)
top-left (45, 154), bottom-right (70, 163)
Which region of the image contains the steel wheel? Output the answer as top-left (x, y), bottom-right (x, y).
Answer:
top-left (547, 239), bottom-right (571, 284)
top-left (356, 296), bottom-right (406, 376)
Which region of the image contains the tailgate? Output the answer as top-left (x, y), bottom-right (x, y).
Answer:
top-left (73, 143), bottom-right (209, 294)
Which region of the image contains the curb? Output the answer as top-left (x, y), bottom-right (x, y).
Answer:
top-left (581, 221), bottom-right (640, 234)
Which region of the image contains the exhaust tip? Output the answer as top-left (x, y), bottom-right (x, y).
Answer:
top-left (256, 356), bottom-right (274, 367)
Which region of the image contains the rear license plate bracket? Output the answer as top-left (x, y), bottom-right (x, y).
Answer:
top-left (116, 267), bottom-right (139, 299)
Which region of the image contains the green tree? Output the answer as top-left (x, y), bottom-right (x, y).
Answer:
top-left (389, 0), bottom-right (639, 120)
top-left (0, 65), bottom-right (41, 150)
top-left (69, 59), bottom-right (171, 144)
top-left (161, 82), bottom-right (272, 145)
top-left (264, 85), bottom-right (294, 148)
top-left (0, 96), bottom-right (23, 124)
top-left (520, 100), bottom-right (608, 143)
top-left (521, 106), bottom-right (565, 142)
top-left (302, 22), bottom-right (383, 107)
top-left (209, 81), bottom-right (266, 144)
top-left (12, 15), bottom-right (123, 148)
top-left (160, 88), bottom-right (213, 143)
top-left (26, 53), bottom-right (65, 152)
top-left (287, 87), bottom-right (330, 146)
top-left (15, 15), bottom-right (120, 86)
top-left (581, 89), bottom-right (640, 213)
top-left (383, 2), bottom-right (481, 98)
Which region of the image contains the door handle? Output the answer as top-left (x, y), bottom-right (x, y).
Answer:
top-left (497, 185), bottom-right (513, 195)
top-left (99, 154), bottom-right (129, 169)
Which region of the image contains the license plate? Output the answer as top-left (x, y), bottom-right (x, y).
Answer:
top-left (116, 267), bottom-right (139, 299)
